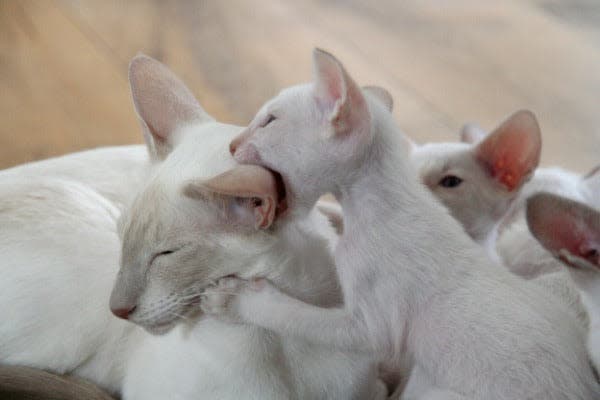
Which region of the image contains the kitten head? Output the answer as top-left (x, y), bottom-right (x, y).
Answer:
top-left (109, 55), bottom-right (285, 334)
top-left (526, 193), bottom-right (600, 289)
top-left (410, 110), bottom-right (541, 245)
top-left (229, 49), bottom-right (392, 216)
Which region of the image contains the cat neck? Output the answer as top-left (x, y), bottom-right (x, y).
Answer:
top-left (241, 210), bottom-right (342, 308)
top-left (335, 106), bottom-right (489, 300)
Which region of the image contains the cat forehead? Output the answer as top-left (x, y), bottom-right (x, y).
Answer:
top-left (411, 142), bottom-right (473, 174)
top-left (160, 122), bottom-right (242, 179)
top-left (263, 84), bottom-right (314, 114)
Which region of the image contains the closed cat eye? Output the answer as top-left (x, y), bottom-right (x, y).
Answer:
top-left (438, 175), bottom-right (463, 188)
top-left (261, 114), bottom-right (276, 127)
top-left (149, 249), bottom-right (178, 265)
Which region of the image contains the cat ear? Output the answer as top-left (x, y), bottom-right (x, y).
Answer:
top-left (183, 165), bottom-right (279, 229)
top-left (362, 86), bottom-right (393, 112)
top-left (460, 123), bottom-right (487, 144)
top-left (474, 110), bottom-right (541, 191)
top-left (129, 54), bottom-right (214, 160)
top-left (527, 193), bottom-right (600, 270)
top-left (312, 48), bottom-right (369, 137)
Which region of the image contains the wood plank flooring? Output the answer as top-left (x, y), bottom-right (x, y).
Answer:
top-left (1, 0), bottom-right (599, 171)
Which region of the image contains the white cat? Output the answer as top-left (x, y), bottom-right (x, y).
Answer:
top-left (409, 118), bottom-right (589, 324)
top-left (0, 55), bottom-right (385, 399)
top-left (410, 111), bottom-right (541, 257)
top-left (526, 192), bottom-right (600, 371)
top-left (201, 48), bottom-right (599, 399)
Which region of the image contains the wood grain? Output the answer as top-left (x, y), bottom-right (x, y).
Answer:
top-left (1, 0), bottom-right (599, 171)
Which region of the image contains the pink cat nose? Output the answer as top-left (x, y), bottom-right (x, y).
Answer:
top-left (230, 128), bottom-right (253, 156)
top-left (111, 305), bottom-right (136, 320)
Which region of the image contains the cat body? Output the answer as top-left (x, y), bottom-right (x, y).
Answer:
top-left (204, 49), bottom-right (599, 399)
top-left (0, 55), bottom-right (384, 400)
top-left (527, 193), bottom-right (600, 371)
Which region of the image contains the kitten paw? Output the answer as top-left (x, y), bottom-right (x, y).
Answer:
top-left (200, 276), bottom-right (249, 323)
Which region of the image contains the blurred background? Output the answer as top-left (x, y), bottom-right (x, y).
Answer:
top-left (1, 0), bottom-right (599, 171)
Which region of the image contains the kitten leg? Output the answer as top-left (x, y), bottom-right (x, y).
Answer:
top-left (401, 365), bottom-right (469, 400)
top-left (201, 277), bottom-right (370, 351)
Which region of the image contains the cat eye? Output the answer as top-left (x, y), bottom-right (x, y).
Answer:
top-left (438, 175), bottom-right (463, 188)
top-left (149, 249), bottom-right (178, 265)
top-left (261, 114), bottom-right (276, 127)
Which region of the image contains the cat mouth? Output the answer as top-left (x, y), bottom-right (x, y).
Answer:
top-left (268, 168), bottom-right (289, 217)
top-left (140, 295), bottom-right (204, 335)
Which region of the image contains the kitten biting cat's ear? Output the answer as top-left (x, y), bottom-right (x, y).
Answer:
top-left (129, 54), bottom-right (213, 160)
top-left (184, 165), bottom-right (280, 229)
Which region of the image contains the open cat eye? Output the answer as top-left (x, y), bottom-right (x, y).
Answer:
top-left (261, 114), bottom-right (276, 127)
top-left (438, 175), bottom-right (463, 188)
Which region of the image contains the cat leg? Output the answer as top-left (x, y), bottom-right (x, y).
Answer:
top-left (201, 277), bottom-right (371, 351)
top-left (401, 365), bottom-right (470, 400)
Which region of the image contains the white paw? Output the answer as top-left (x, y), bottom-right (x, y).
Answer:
top-left (200, 277), bottom-right (249, 323)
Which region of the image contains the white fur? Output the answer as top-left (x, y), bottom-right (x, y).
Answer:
top-left (203, 49), bottom-right (599, 399)
top-left (410, 133), bottom-right (588, 326)
top-left (0, 56), bottom-right (384, 399)
top-left (526, 193), bottom-right (600, 372)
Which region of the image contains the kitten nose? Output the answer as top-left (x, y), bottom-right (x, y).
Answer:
top-left (230, 128), bottom-right (253, 156)
top-left (111, 305), bottom-right (137, 320)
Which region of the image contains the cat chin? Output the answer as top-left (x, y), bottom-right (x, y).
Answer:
top-left (141, 303), bottom-right (205, 336)
top-left (143, 321), bottom-right (177, 336)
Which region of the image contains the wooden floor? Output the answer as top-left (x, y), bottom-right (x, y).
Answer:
top-left (1, 0), bottom-right (599, 171)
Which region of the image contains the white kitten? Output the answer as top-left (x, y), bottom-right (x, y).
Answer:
top-left (410, 111), bottom-right (541, 257)
top-left (0, 55), bottom-right (385, 400)
top-left (410, 119), bottom-right (589, 325)
top-left (202, 48), bottom-right (599, 399)
top-left (527, 193), bottom-right (600, 371)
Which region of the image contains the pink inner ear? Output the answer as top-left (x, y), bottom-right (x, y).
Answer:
top-left (313, 51), bottom-right (346, 111)
top-left (529, 195), bottom-right (600, 268)
top-left (537, 213), bottom-right (588, 258)
top-left (476, 111), bottom-right (541, 191)
top-left (312, 49), bottom-right (370, 136)
top-left (199, 165), bottom-right (279, 229)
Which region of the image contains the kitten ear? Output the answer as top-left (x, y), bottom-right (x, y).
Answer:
top-left (362, 86), bottom-right (393, 112)
top-left (183, 165), bottom-right (279, 229)
top-left (312, 48), bottom-right (369, 137)
top-left (474, 110), bottom-right (541, 191)
top-left (526, 193), bottom-right (600, 270)
top-left (129, 54), bottom-right (214, 160)
top-left (460, 123), bottom-right (487, 144)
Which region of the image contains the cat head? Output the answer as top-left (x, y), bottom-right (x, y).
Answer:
top-left (228, 49), bottom-right (393, 215)
top-left (526, 192), bottom-right (600, 290)
top-left (109, 55), bottom-right (287, 334)
top-left (410, 110), bottom-right (541, 245)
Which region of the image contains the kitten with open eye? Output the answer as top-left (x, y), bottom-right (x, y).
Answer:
top-left (410, 112), bottom-right (541, 257)
top-left (202, 48), bottom-right (599, 399)
top-left (410, 117), bottom-right (594, 326)
top-left (0, 56), bottom-right (385, 400)
top-left (527, 193), bottom-right (600, 371)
